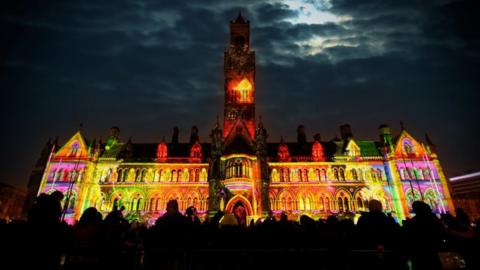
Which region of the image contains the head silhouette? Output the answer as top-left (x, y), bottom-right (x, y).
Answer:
top-left (50, 190), bottom-right (64, 203)
top-left (166, 199), bottom-right (179, 214)
top-left (368, 199), bottom-right (383, 212)
top-left (412, 201), bottom-right (432, 216)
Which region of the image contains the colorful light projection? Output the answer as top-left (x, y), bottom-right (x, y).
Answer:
top-left (311, 141), bottom-right (326, 161)
top-left (34, 15), bottom-right (455, 225)
top-left (232, 78), bottom-right (253, 103)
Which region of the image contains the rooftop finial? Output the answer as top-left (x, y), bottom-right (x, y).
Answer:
top-left (400, 121), bottom-right (405, 131)
top-left (235, 11), bottom-right (245, 23)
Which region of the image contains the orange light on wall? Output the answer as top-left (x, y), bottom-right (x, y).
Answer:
top-left (233, 78), bottom-right (253, 103)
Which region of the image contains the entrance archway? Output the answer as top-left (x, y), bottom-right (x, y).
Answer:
top-left (224, 195), bottom-right (254, 216)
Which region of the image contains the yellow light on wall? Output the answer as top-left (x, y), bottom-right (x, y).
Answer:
top-left (233, 78), bottom-right (253, 103)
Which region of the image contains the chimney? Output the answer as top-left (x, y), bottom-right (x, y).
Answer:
top-left (379, 124), bottom-right (393, 154)
top-left (340, 124), bottom-right (352, 141)
top-left (297, 125), bottom-right (306, 144)
top-left (190, 126), bottom-right (199, 144)
top-left (109, 126), bottom-right (120, 139)
top-left (171, 126), bottom-right (179, 145)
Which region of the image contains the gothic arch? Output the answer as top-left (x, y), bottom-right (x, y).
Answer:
top-left (225, 194), bottom-right (254, 216)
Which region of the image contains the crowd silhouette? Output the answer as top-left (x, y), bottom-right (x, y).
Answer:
top-left (1, 192), bottom-right (479, 270)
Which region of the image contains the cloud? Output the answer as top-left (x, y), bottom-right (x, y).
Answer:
top-left (0, 0), bottom-right (479, 186)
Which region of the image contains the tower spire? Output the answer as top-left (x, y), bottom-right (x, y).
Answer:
top-left (235, 11), bottom-right (245, 23)
top-left (223, 13), bottom-right (256, 139)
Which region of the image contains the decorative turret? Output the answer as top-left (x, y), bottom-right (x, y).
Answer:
top-left (171, 126), bottom-right (179, 145)
top-left (35, 138), bottom-right (54, 167)
top-left (105, 126), bottom-right (120, 151)
top-left (278, 136), bottom-right (291, 162)
top-left (340, 124), bottom-right (353, 141)
top-left (297, 125), bottom-right (307, 144)
top-left (119, 136), bottom-right (133, 160)
top-left (312, 135), bottom-right (325, 162)
top-left (156, 136), bottom-right (168, 160)
top-left (190, 140), bottom-right (202, 159)
top-left (379, 124), bottom-right (394, 155)
top-left (190, 126), bottom-right (199, 145)
top-left (425, 133), bottom-right (437, 154)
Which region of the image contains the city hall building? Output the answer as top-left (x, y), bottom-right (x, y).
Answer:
top-left (30, 14), bottom-right (454, 224)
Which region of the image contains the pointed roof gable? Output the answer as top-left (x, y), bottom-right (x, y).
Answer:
top-left (234, 11), bottom-right (246, 24)
top-left (224, 118), bottom-right (253, 145)
top-left (224, 135), bottom-right (254, 155)
top-left (345, 139), bottom-right (360, 157)
top-left (54, 131), bottom-right (89, 159)
top-left (394, 130), bottom-right (426, 158)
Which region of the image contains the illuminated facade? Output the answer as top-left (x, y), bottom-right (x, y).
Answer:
top-left (34, 14), bottom-right (454, 224)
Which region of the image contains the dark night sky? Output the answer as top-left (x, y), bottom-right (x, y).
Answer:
top-left (1, 0), bottom-right (479, 188)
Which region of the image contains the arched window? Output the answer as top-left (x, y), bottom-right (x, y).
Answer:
top-left (130, 198), bottom-right (137, 211)
top-left (298, 197), bottom-right (304, 210)
top-left (338, 197), bottom-right (344, 212)
top-left (137, 198), bottom-right (143, 211)
top-left (287, 197), bottom-right (293, 211)
top-left (67, 195), bottom-right (76, 210)
top-left (423, 168), bottom-right (431, 180)
top-left (377, 169), bottom-right (383, 181)
top-left (357, 197), bottom-right (363, 211)
top-left (150, 198), bottom-right (156, 211)
top-left (60, 170), bottom-right (67, 181)
top-left (281, 196), bottom-right (287, 210)
top-left (200, 168), bottom-right (208, 182)
top-left (195, 169), bottom-right (200, 182)
top-left (339, 168), bottom-right (345, 181)
top-left (334, 168), bottom-right (339, 181)
top-left (325, 197), bottom-right (330, 211)
top-left (352, 169), bottom-right (358, 181)
top-left (271, 169), bottom-right (279, 182)
top-left (269, 195), bottom-right (276, 211)
top-left (164, 169), bottom-right (172, 182)
top-left (344, 197), bottom-right (350, 212)
top-left (291, 169), bottom-right (298, 182)
top-left (113, 197), bottom-right (119, 210)
top-left (145, 169), bottom-right (153, 182)
top-left (157, 198), bottom-right (162, 210)
top-left (172, 170), bottom-right (177, 182)
top-left (279, 168), bottom-right (284, 182)
top-left (321, 168), bottom-right (327, 181)
top-left (134, 169), bottom-right (141, 182)
top-left (116, 169), bottom-right (121, 182)
top-left (403, 141), bottom-right (414, 155)
top-left (305, 197), bottom-right (311, 210)
top-left (315, 169), bottom-right (321, 181)
top-left (371, 168), bottom-right (377, 181)
top-left (193, 197), bottom-right (198, 208)
top-left (319, 197), bottom-right (324, 211)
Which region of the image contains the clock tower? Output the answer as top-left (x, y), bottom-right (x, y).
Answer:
top-left (223, 12), bottom-right (256, 139)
